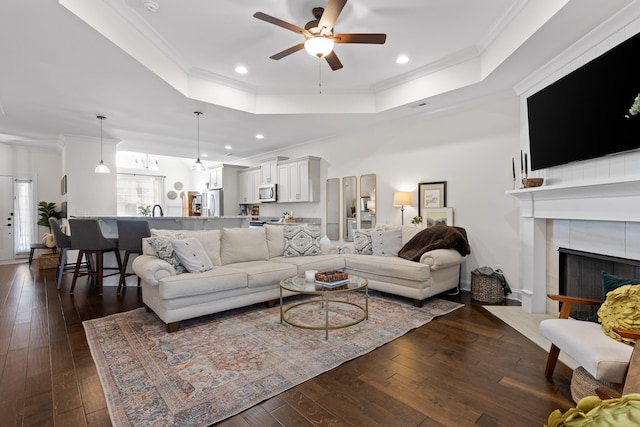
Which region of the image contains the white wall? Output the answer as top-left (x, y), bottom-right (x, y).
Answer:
top-left (63, 136), bottom-right (117, 217)
top-left (252, 96), bottom-right (522, 291)
top-left (0, 142), bottom-right (62, 238)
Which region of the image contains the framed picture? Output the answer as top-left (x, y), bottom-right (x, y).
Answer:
top-left (418, 181), bottom-right (446, 217)
top-left (423, 207), bottom-right (454, 227)
top-left (61, 175), bottom-right (67, 195)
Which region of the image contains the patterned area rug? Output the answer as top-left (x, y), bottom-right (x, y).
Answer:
top-left (84, 292), bottom-right (463, 426)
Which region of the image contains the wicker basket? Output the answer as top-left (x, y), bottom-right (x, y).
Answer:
top-left (38, 253), bottom-right (59, 270)
top-left (570, 366), bottom-right (614, 403)
top-left (470, 271), bottom-right (503, 303)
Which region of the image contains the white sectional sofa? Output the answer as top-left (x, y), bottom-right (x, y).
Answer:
top-left (132, 224), bottom-right (468, 332)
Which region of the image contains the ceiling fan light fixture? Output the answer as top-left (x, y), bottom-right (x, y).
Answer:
top-left (304, 37), bottom-right (334, 57)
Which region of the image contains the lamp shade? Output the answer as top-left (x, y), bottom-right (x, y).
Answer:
top-left (393, 191), bottom-right (413, 206)
top-left (304, 37), bottom-right (334, 57)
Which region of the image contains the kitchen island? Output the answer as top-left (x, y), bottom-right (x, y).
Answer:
top-left (76, 216), bottom-right (250, 236)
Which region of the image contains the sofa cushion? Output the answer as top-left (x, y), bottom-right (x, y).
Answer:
top-left (283, 225), bottom-right (321, 257)
top-left (265, 224), bottom-right (285, 258)
top-left (158, 267), bottom-right (248, 299)
top-left (171, 237), bottom-right (214, 273)
top-left (224, 261), bottom-right (297, 288)
top-left (343, 254), bottom-right (430, 282)
top-left (401, 225), bottom-right (423, 245)
top-left (353, 229), bottom-right (373, 255)
top-left (220, 228), bottom-right (269, 265)
top-left (270, 254), bottom-right (345, 274)
top-left (370, 228), bottom-right (402, 257)
top-left (146, 236), bottom-right (187, 274)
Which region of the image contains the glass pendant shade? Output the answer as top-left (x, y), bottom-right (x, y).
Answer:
top-left (95, 160), bottom-right (110, 174)
top-left (192, 111), bottom-right (206, 172)
top-left (95, 115), bottom-right (110, 174)
top-left (192, 158), bottom-right (206, 171)
top-left (304, 37), bottom-right (334, 57)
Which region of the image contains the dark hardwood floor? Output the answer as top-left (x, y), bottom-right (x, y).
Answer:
top-left (0, 260), bottom-right (574, 426)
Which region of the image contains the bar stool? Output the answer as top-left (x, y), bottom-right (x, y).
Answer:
top-left (116, 219), bottom-right (150, 294)
top-left (69, 219), bottom-right (122, 295)
top-left (48, 218), bottom-right (89, 289)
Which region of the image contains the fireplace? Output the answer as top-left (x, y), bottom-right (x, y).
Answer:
top-left (558, 248), bottom-right (640, 320)
top-left (508, 177), bottom-right (640, 313)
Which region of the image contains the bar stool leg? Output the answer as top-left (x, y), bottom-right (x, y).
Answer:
top-left (56, 248), bottom-right (67, 289)
top-left (117, 251), bottom-right (131, 295)
top-left (70, 250), bottom-right (86, 294)
top-left (97, 251), bottom-right (104, 295)
top-left (29, 247), bottom-right (36, 266)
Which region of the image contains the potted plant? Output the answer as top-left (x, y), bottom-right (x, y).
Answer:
top-left (138, 205), bottom-right (151, 216)
top-left (411, 216), bottom-right (423, 227)
top-left (37, 201), bottom-right (61, 232)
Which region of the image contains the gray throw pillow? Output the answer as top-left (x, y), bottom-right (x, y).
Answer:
top-left (146, 236), bottom-right (187, 274)
top-left (283, 225), bottom-right (321, 257)
top-left (353, 229), bottom-right (373, 255)
top-left (170, 237), bottom-right (214, 273)
top-left (370, 228), bottom-right (402, 257)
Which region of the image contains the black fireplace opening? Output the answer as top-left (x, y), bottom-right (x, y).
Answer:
top-left (558, 248), bottom-right (640, 320)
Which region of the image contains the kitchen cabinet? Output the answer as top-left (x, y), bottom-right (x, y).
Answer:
top-left (260, 156), bottom-right (288, 186)
top-left (208, 164), bottom-right (246, 190)
top-left (239, 167), bottom-right (260, 204)
top-left (277, 156), bottom-right (320, 203)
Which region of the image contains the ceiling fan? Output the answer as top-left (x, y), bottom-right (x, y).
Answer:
top-left (253, 0), bottom-right (386, 71)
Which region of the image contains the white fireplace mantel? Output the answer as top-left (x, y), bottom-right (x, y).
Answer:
top-left (506, 177), bottom-right (640, 222)
top-left (507, 177), bottom-right (640, 313)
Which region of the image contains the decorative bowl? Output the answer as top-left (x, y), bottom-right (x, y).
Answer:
top-left (524, 178), bottom-right (544, 188)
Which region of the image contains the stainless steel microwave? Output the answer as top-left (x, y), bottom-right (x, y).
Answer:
top-left (258, 184), bottom-right (277, 202)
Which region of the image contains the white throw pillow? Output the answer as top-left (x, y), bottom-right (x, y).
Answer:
top-left (370, 228), bottom-right (403, 257)
top-left (283, 225), bottom-right (321, 257)
top-left (170, 237), bottom-right (214, 273)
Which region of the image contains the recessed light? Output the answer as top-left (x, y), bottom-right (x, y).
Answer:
top-left (224, 145), bottom-right (232, 150)
top-left (396, 55), bottom-right (410, 65)
top-left (235, 66), bottom-right (248, 74)
top-left (255, 134), bottom-right (264, 140)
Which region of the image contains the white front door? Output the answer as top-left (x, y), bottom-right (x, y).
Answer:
top-left (0, 176), bottom-right (14, 260)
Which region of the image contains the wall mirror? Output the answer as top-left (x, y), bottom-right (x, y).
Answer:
top-left (359, 174), bottom-right (376, 230)
top-left (325, 178), bottom-right (340, 241)
top-left (343, 176), bottom-right (357, 241)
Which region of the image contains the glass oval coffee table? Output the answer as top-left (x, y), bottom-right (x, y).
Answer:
top-left (280, 274), bottom-right (368, 340)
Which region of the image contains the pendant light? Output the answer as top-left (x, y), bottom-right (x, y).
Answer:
top-left (94, 115), bottom-right (110, 174)
top-left (192, 111), bottom-right (206, 172)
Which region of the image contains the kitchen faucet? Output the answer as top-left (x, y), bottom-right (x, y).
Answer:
top-left (152, 204), bottom-right (164, 217)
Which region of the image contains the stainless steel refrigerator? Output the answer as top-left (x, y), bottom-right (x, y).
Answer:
top-left (202, 188), bottom-right (224, 217)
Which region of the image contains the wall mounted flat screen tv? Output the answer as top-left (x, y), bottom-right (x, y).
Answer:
top-left (526, 31), bottom-right (640, 171)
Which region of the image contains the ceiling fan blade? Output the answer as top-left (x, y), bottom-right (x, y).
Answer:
top-left (318, 0), bottom-right (347, 35)
top-left (253, 12), bottom-right (311, 37)
top-left (334, 33), bottom-right (387, 44)
top-left (324, 51), bottom-right (343, 71)
top-left (270, 43), bottom-right (305, 60)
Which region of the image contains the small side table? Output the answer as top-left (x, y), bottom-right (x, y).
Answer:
top-left (29, 243), bottom-right (57, 266)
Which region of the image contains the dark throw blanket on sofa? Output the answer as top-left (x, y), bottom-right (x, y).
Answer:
top-left (398, 225), bottom-right (471, 262)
